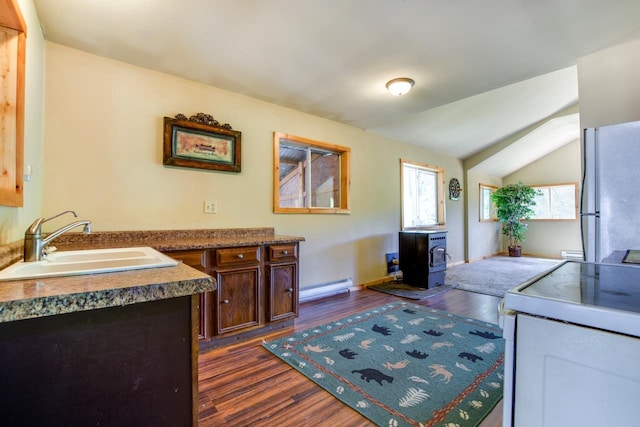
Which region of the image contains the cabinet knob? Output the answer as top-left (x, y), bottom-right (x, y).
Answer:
top-left (222, 299), bottom-right (230, 304)
top-left (283, 250), bottom-right (289, 255)
top-left (237, 253), bottom-right (244, 259)
top-left (288, 288), bottom-right (293, 293)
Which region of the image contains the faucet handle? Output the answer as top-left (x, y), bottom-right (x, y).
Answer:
top-left (43, 210), bottom-right (78, 223)
top-left (26, 211), bottom-right (79, 236)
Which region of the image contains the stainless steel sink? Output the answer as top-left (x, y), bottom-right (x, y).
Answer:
top-left (0, 247), bottom-right (178, 281)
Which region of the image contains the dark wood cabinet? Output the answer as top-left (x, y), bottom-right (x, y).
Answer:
top-left (267, 244), bottom-right (298, 321)
top-left (212, 246), bottom-right (262, 335)
top-left (169, 249), bottom-right (211, 341)
top-left (165, 241), bottom-right (300, 348)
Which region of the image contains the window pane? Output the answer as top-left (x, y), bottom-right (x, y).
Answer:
top-left (310, 149), bottom-right (340, 208)
top-left (549, 186), bottom-right (576, 219)
top-left (278, 143), bottom-right (305, 208)
top-left (401, 161), bottom-right (443, 229)
top-left (274, 132), bottom-right (351, 213)
top-left (530, 184), bottom-right (577, 220)
top-left (417, 169), bottom-right (437, 225)
top-left (532, 188), bottom-right (551, 218)
top-left (402, 166), bottom-right (418, 227)
top-left (479, 184), bottom-right (497, 221)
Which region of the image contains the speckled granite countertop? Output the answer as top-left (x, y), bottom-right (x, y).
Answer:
top-left (0, 263), bottom-right (213, 323)
top-left (50, 227), bottom-right (305, 252)
top-left (0, 227), bottom-right (304, 324)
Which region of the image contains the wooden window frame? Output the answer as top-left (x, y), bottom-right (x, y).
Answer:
top-left (529, 182), bottom-right (579, 221)
top-left (479, 183), bottom-right (498, 222)
top-left (400, 159), bottom-right (445, 230)
top-left (0, 0), bottom-right (27, 207)
top-left (273, 132), bottom-right (351, 214)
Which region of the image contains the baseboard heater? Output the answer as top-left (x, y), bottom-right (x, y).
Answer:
top-left (561, 250), bottom-right (584, 260)
top-left (299, 278), bottom-right (353, 303)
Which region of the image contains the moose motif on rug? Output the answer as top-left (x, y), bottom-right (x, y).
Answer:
top-left (264, 302), bottom-right (505, 427)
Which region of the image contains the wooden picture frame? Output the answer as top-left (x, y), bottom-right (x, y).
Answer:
top-left (163, 117), bottom-right (241, 172)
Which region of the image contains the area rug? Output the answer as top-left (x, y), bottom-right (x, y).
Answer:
top-left (368, 282), bottom-right (454, 300)
top-left (445, 256), bottom-right (560, 297)
top-left (262, 302), bottom-right (504, 427)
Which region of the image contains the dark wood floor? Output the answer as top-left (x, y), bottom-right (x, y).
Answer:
top-left (197, 288), bottom-right (504, 426)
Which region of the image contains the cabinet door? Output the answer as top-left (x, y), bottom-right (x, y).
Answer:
top-left (166, 250), bottom-right (211, 341)
top-left (214, 266), bottom-right (261, 335)
top-left (267, 262), bottom-right (298, 321)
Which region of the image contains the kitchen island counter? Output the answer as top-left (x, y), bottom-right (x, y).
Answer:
top-left (0, 239), bottom-right (216, 426)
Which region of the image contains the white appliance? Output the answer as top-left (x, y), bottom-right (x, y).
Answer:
top-left (500, 261), bottom-right (640, 426)
top-left (582, 120), bottom-right (640, 263)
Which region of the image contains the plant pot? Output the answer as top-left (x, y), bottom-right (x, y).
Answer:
top-left (508, 246), bottom-right (522, 257)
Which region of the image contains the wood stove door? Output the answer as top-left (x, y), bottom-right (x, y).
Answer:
top-left (430, 245), bottom-right (446, 268)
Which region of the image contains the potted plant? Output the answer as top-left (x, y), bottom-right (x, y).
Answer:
top-left (491, 182), bottom-right (538, 257)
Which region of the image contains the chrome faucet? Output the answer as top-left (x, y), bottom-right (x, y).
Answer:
top-left (24, 210), bottom-right (92, 262)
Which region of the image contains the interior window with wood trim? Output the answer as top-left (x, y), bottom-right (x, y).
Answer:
top-left (400, 159), bottom-right (445, 229)
top-left (529, 182), bottom-right (578, 220)
top-left (479, 183), bottom-right (498, 221)
top-left (274, 132), bottom-right (351, 214)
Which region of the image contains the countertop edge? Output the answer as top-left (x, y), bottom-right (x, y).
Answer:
top-left (0, 276), bottom-right (214, 323)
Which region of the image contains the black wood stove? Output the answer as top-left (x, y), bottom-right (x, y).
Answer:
top-left (399, 230), bottom-right (447, 289)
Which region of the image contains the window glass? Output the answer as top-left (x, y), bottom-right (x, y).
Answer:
top-left (530, 183), bottom-right (578, 220)
top-left (479, 183), bottom-right (498, 221)
top-left (274, 133), bottom-right (350, 213)
top-left (401, 160), bottom-right (444, 229)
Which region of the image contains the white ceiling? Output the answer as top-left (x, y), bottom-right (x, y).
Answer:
top-left (33, 0), bottom-right (640, 175)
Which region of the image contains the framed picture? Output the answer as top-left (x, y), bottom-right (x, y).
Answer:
top-left (163, 117), bottom-right (241, 172)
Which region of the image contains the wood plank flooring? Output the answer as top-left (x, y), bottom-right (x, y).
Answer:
top-left (198, 288), bottom-right (504, 426)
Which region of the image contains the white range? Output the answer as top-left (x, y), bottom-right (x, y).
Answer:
top-left (500, 260), bottom-right (640, 427)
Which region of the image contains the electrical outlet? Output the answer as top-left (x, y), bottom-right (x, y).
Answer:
top-left (204, 201), bottom-right (217, 214)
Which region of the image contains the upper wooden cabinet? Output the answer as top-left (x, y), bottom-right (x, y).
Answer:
top-left (0, 0), bottom-right (26, 207)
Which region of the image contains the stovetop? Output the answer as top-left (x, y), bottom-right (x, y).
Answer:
top-left (504, 261), bottom-right (640, 338)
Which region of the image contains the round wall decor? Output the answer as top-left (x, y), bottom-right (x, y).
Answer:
top-left (449, 178), bottom-right (462, 200)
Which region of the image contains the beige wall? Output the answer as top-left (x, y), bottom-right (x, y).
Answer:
top-left (578, 38), bottom-right (640, 128)
top-left (504, 140), bottom-right (582, 258)
top-left (41, 43), bottom-right (465, 289)
top-left (465, 170), bottom-right (501, 261)
top-left (0, 0), bottom-right (44, 243)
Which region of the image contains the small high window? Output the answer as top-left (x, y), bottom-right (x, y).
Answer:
top-left (274, 132), bottom-right (351, 214)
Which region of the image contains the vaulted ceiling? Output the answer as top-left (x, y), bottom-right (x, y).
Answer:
top-left (33, 0), bottom-right (640, 175)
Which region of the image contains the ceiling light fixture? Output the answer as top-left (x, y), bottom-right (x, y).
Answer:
top-left (386, 77), bottom-right (415, 96)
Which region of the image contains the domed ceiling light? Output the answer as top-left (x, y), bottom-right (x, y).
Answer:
top-left (386, 78), bottom-right (415, 96)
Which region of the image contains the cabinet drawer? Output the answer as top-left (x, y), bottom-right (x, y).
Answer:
top-left (215, 246), bottom-right (261, 267)
top-left (168, 250), bottom-right (207, 271)
top-left (269, 244), bottom-right (297, 261)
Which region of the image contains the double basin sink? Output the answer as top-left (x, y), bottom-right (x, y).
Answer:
top-left (0, 247), bottom-right (178, 281)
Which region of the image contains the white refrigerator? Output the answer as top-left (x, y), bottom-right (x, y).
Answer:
top-left (582, 120), bottom-right (640, 263)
